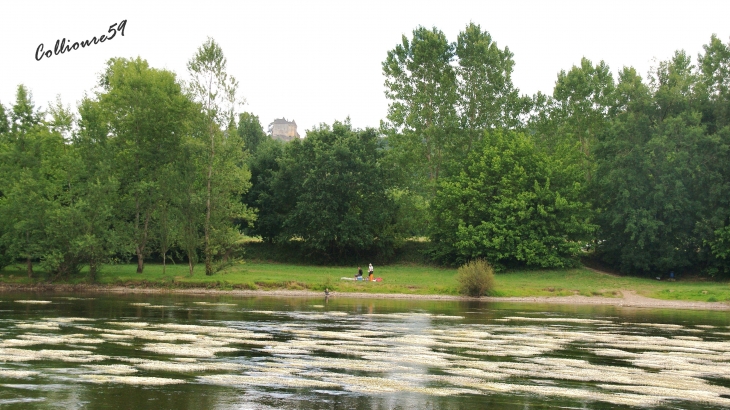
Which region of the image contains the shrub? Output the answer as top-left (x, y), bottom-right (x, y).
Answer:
top-left (456, 259), bottom-right (495, 297)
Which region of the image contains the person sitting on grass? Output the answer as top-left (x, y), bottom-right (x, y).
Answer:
top-left (355, 266), bottom-right (363, 280)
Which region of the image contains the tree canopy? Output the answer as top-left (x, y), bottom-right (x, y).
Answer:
top-left (430, 130), bottom-right (594, 268)
top-left (2, 30), bottom-right (730, 278)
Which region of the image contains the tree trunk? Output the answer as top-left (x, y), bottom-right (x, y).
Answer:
top-left (89, 258), bottom-right (97, 283)
top-left (188, 256), bottom-right (194, 277)
top-left (136, 251), bottom-right (144, 273)
top-left (204, 120), bottom-right (215, 276)
top-left (26, 257), bottom-right (33, 278)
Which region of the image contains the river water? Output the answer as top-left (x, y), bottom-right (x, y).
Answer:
top-left (1, 292), bottom-right (729, 409)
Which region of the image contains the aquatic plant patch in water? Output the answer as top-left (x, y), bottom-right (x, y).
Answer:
top-left (1, 296), bottom-right (730, 409)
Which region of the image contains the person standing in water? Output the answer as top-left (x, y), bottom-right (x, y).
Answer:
top-left (368, 263), bottom-right (374, 281)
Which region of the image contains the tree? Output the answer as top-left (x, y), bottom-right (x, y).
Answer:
top-left (0, 102), bottom-right (9, 270)
top-left (90, 57), bottom-right (194, 273)
top-left (430, 130), bottom-right (595, 268)
top-left (174, 133), bottom-right (206, 276)
top-left (697, 35), bottom-right (730, 274)
top-left (383, 24), bottom-right (531, 242)
top-left (238, 112), bottom-right (268, 155)
top-left (0, 88), bottom-right (107, 279)
top-left (0, 86), bottom-right (47, 277)
top-left (10, 85), bottom-right (43, 135)
top-left (74, 97), bottom-right (122, 280)
top-left (0, 102), bottom-right (9, 135)
top-left (698, 35), bottom-right (730, 133)
top-left (592, 50), bottom-right (730, 275)
top-left (274, 120), bottom-right (399, 258)
top-left (187, 37), bottom-right (253, 275)
top-left (242, 137), bottom-right (285, 241)
top-left (455, 23), bottom-right (527, 152)
top-left (382, 26), bottom-right (458, 190)
top-left (550, 58), bottom-right (616, 181)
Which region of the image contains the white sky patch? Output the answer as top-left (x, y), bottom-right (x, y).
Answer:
top-left (4, 1), bottom-right (729, 135)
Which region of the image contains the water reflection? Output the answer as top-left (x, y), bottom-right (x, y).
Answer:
top-left (0, 293), bottom-right (729, 409)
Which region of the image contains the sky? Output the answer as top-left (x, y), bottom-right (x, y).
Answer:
top-left (2, 0), bottom-right (730, 135)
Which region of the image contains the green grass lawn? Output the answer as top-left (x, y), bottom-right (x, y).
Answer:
top-left (493, 268), bottom-right (730, 302)
top-left (1, 262), bottom-right (729, 302)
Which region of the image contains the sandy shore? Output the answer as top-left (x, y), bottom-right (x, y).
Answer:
top-left (2, 284), bottom-right (728, 311)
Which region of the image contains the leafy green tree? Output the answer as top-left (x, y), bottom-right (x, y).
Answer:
top-left (0, 86), bottom-right (47, 276)
top-left (73, 98), bottom-right (121, 279)
top-left (550, 58), bottom-right (616, 181)
top-left (0, 90), bottom-right (106, 279)
top-left (430, 130), bottom-right (594, 268)
top-left (383, 24), bottom-right (532, 242)
top-left (238, 112), bottom-right (268, 155)
top-left (187, 37), bottom-right (254, 275)
top-left (10, 85), bottom-right (43, 134)
top-left (592, 50), bottom-right (730, 275)
top-left (275, 120), bottom-right (399, 258)
top-left (173, 132), bottom-right (206, 276)
top-left (0, 102), bottom-right (9, 135)
top-left (698, 35), bottom-right (730, 132)
top-left (382, 26), bottom-right (458, 189)
top-left (696, 36), bottom-right (730, 273)
top-left (242, 137), bottom-right (285, 241)
top-left (0, 92), bottom-right (119, 281)
top-left (455, 23), bottom-right (527, 151)
top-left (0, 102), bottom-right (9, 270)
top-left (388, 187), bottom-right (429, 239)
top-left (89, 57), bottom-right (194, 273)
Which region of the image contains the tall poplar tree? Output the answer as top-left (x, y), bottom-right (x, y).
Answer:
top-left (0, 86), bottom-right (46, 276)
top-left (455, 23), bottom-right (526, 152)
top-left (382, 26), bottom-right (458, 190)
top-left (187, 38), bottom-right (254, 275)
top-left (551, 58), bottom-right (616, 181)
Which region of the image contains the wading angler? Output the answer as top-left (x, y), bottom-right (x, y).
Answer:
top-left (35, 19), bottom-right (127, 61)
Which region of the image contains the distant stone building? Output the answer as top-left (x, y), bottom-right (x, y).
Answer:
top-left (268, 118), bottom-right (300, 142)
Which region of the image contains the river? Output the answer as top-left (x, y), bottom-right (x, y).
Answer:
top-left (1, 292), bottom-right (729, 409)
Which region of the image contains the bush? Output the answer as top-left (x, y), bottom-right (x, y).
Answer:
top-left (456, 259), bottom-right (495, 297)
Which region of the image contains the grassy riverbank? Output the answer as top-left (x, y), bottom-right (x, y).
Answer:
top-left (1, 262), bottom-right (729, 303)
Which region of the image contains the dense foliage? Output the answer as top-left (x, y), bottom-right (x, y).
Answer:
top-left (592, 45), bottom-right (730, 276)
top-left (244, 120), bottom-right (399, 259)
top-left (430, 130), bottom-right (594, 268)
top-left (0, 41), bottom-right (253, 279)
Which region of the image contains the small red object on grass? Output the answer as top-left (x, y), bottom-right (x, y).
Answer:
top-left (375, 278), bottom-right (383, 282)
